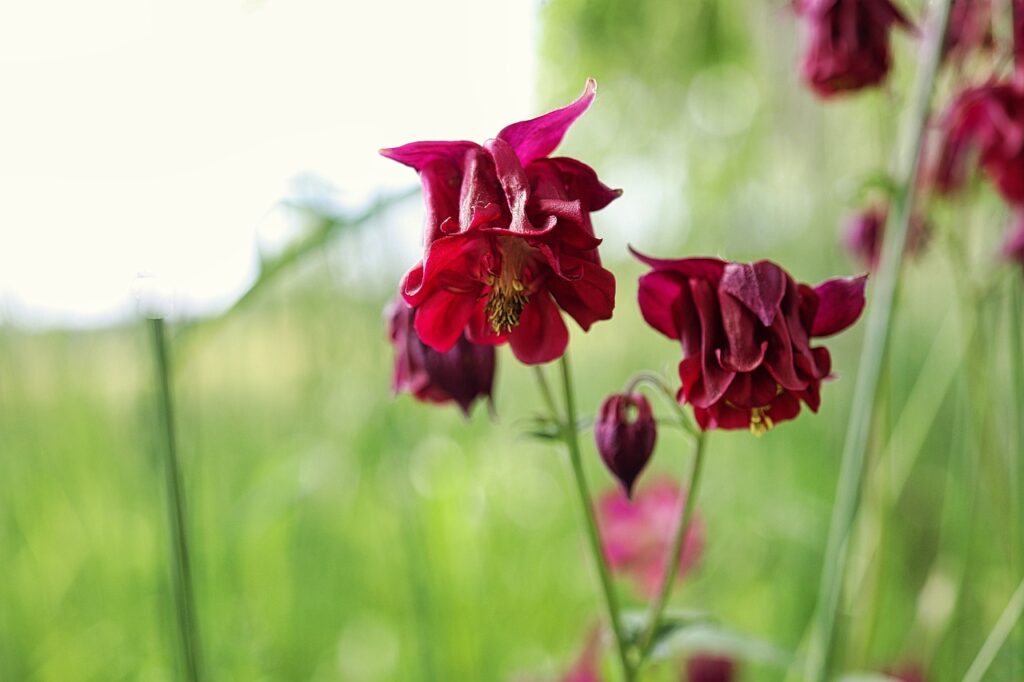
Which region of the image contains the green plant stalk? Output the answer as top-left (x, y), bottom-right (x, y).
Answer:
top-left (1008, 278), bottom-right (1024, 678)
top-left (802, 2), bottom-right (953, 679)
top-left (150, 317), bottom-right (204, 682)
top-left (961, 575), bottom-right (1024, 682)
top-left (636, 432), bottom-right (707, 666)
top-left (557, 354), bottom-right (634, 682)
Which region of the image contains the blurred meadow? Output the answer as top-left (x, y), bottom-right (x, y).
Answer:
top-left (1, 1), bottom-right (1023, 681)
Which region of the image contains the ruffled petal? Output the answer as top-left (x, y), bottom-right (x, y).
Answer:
top-left (530, 157), bottom-right (622, 211)
top-left (690, 279), bottom-right (736, 407)
top-left (507, 292), bottom-right (569, 364)
top-left (413, 288), bottom-right (479, 352)
top-left (630, 247), bottom-right (727, 283)
top-left (547, 257), bottom-right (616, 331)
top-left (811, 274), bottom-right (868, 336)
top-left (496, 79), bottom-right (597, 166)
top-left (717, 290), bottom-right (768, 372)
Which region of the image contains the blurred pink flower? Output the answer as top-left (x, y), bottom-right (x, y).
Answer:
top-left (597, 479), bottom-right (704, 597)
top-left (685, 653), bottom-right (737, 682)
top-left (560, 628), bottom-right (603, 682)
top-left (1003, 212), bottom-right (1024, 265)
top-left (842, 204), bottom-right (929, 270)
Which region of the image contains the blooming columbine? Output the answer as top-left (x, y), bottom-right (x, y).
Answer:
top-left (934, 81), bottom-right (1024, 205)
top-left (381, 80), bottom-right (619, 365)
top-left (594, 393), bottom-right (657, 497)
top-left (388, 298), bottom-right (495, 415)
top-left (633, 249), bottom-right (867, 433)
top-left (597, 480), bottom-right (703, 597)
top-left (795, 0), bottom-right (912, 98)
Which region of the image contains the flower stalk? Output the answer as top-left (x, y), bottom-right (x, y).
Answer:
top-left (554, 354), bottom-right (634, 681)
top-left (635, 431), bottom-right (707, 667)
top-left (802, 1), bottom-right (954, 680)
top-left (149, 317), bottom-right (204, 682)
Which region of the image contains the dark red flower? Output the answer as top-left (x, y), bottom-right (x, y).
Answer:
top-left (633, 249), bottom-right (867, 433)
top-left (795, 0), bottom-right (912, 98)
top-left (381, 80), bottom-right (619, 365)
top-left (884, 663), bottom-right (927, 682)
top-left (387, 298), bottom-right (495, 415)
top-left (594, 393), bottom-right (657, 497)
top-left (597, 479), bottom-right (704, 597)
top-left (685, 653), bottom-right (737, 682)
top-left (944, 0), bottom-right (993, 63)
top-left (842, 204), bottom-right (929, 270)
top-left (934, 81), bottom-right (1024, 205)
top-left (1003, 212), bottom-right (1024, 264)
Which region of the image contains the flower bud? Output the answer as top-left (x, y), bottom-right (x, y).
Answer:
top-left (594, 393), bottom-right (656, 497)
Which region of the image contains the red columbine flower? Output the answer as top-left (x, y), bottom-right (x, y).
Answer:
top-left (597, 479), bottom-right (704, 597)
top-left (633, 249), bottom-right (866, 434)
top-left (594, 393), bottom-right (657, 497)
top-left (685, 653), bottom-right (737, 682)
top-left (388, 298), bottom-right (495, 415)
top-left (934, 81), bottom-right (1024, 204)
top-left (381, 80), bottom-right (619, 365)
top-left (944, 0), bottom-right (993, 63)
top-left (795, 0), bottom-right (912, 98)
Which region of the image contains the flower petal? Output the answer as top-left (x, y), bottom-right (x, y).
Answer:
top-left (508, 292), bottom-right (569, 364)
top-left (811, 274), bottom-right (868, 336)
top-left (379, 140), bottom-right (479, 171)
top-left (637, 271), bottom-right (688, 340)
top-left (496, 79), bottom-right (597, 166)
top-left (413, 289), bottom-right (478, 352)
top-left (630, 247), bottom-right (727, 282)
top-left (548, 257), bottom-right (616, 331)
top-left (719, 261), bottom-right (786, 327)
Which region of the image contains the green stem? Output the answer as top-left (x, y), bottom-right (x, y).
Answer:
top-left (636, 432), bottom-right (707, 667)
top-left (802, 2), bottom-right (953, 680)
top-left (1008, 278), bottom-right (1024, 677)
top-left (149, 317), bottom-right (204, 682)
top-left (960, 575), bottom-right (1024, 682)
top-left (556, 354), bottom-right (634, 682)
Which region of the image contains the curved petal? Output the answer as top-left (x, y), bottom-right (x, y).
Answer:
top-left (496, 79), bottom-right (597, 166)
top-left (629, 246), bottom-right (727, 283)
top-left (719, 260), bottom-right (786, 327)
top-left (547, 258), bottom-right (616, 331)
top-left (690, 279), bottom-right (735, 407)
top-left (811, 274), bottom-right (868, 336)
top-left (508, 292), bottom-right (569, 364)
top-left (717, 290), bottom-right (768, 372)
top-left (637, 271), bottom-right (689, 340)
top-left (403, 233), bottom-right (488, 301)
top-left (419, 157), bottom-right (463, 245)
top-left (413, 289), bottom-right (478, 352)
top-left (529, 157), bottom-right (622, 211)
top-left (379, 140), bottom-right (479, 171)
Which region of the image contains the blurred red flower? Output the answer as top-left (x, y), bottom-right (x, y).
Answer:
top-left (842, 204), bottom-right (929, 270)
top-left (633, 249), bottom-right (866, 433)
top-left (685, 653), bottom-right (737, 682)
top-left (1003, 212), bottom-right (1024, 265)
top-left (795, 0), bottom-right (911, 97)
top-left (944, 0), bottom-right (993, 63)
top-left (597, 479), bottom-right (704, 597)
top-left (595, 393), bottom-right (657, 497)
top-left (560, 628), bottom-right (603, 682)
top-left (387, 298), bottom-right (495, 415)
top-left (934, 81), bottom-right (1024, 205)
top-left (381, 80), bottom-right (619, 365)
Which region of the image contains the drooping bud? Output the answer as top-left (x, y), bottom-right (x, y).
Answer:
top-left (594, 393), bottom-right (656, 497)
top-left (685, 653), bottom-right (736, 682)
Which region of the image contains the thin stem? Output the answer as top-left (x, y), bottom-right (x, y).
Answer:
top-left (1008, 278), bottom-right (1024, 677)
top-left (636, 432), bottom-right (707, 666)
top-left (960, 575), bottom-right (1024, 682)
top-left (149, 317), bottom-right (204, 682)
top-left (802, 2), bottom-right (953, 680)
top-left (533, 366), bottom-right (561, 421)
top-left (624, 371), bottom-right (700, 437)
top-left (556, 354), bottom-right (634, 682)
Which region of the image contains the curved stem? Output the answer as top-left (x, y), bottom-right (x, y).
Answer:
top-left (802, 2), bottom-right (953, 680)
top-left (624, 371), bottom-right (700, 437)
top-left (636, 432), bottom-right (708, 667)
top-left (556, 354), bottom-right (634, 682)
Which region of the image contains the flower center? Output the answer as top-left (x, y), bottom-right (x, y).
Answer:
top-left (485, 239), bottom-right (530, 333)
top-left (749, 406), bottom-right (774, 437)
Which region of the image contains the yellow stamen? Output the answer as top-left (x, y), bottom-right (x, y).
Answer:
top-left (749, 406), bottom-right (774, 437)
top-left (485, 239), bottom-right (530, 333)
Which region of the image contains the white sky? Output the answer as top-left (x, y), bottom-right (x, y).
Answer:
top-left (0, 0), bottom-right (537, 326)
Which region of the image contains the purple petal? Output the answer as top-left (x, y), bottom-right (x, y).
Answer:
top-left (719, 261), bottom-right (786, 327)
top-left (496, 79), bottom-right (597, 166)
top-left (811, 275), bottom-right (868, 337)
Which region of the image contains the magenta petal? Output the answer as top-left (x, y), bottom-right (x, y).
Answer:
top-left (379, 140), bottom-right (479, 171)
top-left (811, 274), bottom-right (868, 336)
top-left (508, 293), bottom-right (569, 364)
top-left (719, 261), bottom-right (786, 327)
top-left (629, 247), bottom-right (727, 282)
top-left (637, 271), bottom-right (688, 340)
top-left (548, 258), bottom-right (616, 331)
top-left (496, 79), bottom-right (597, 166)
top-left (413, 289), bottom-right (477, 352)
